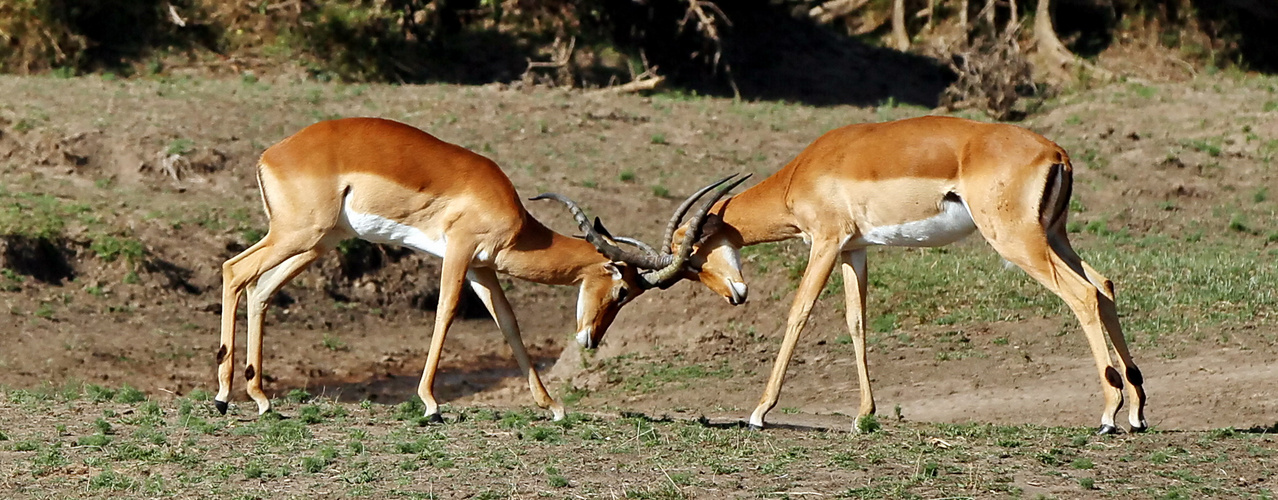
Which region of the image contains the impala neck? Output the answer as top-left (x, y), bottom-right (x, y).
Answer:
top-left (498, 215), bottom-right (604, 286)
top-left (712, 170), bottom-right (801, 247)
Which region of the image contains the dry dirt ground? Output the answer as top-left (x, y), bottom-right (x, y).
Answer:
top-left (0, 73), bottom-right (1276, 497)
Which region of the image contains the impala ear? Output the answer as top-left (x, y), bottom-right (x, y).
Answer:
top-left (694, 214), bottom-right (725, 246)
top-left (592, 217), bottom-right (614, 239)
top-left (603, 261), bottom-right (624, 280)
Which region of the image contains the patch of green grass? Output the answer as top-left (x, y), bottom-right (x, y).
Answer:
top-left (77, 433), bottom-right (113, 447)
top-left (116, 385), bottom-right (147, 403)
top-left (93, 417), bottom-right (114, 435)
top-left (0, 189), bottom-right (93, 240)
top-left (166, 138), bottom-right (195, 156)
top-left (14, 439), bottom-right (41, 451)
top-left (33, 302), bottom-right (54, 319)
top-left (1183, 137), bottom-right (1223, 157)
top-left (321, 333), bottom-right (346, 351)
top-left (302, 445), bottom-right (339, 473)
top-left (287, 388), bottom-right (313, 403)
top-left (32, 443), bottom-right (69, 473)
top-left (604, 355), bottom-right (733, 393)
top-left (1071, 457), bottom-right (1095, 469)
top-left (856, 414), bottom-right (881, 434)
top-left (870, 314), bottom-right (896, 333)
top-left (89, 235), bottom-right (145, 264)
top-left (89, 467), bottom-right (139, 491)
top-left (233, 414), bottom-right (313, 449)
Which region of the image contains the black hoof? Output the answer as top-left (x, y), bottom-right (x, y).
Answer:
top-left (1130, 424), bottom-right (1148, 434)
top-left (1096, 424), bottom-right (1120, 435)
top-left (214, 400), bottom-right (228, 415)
top-left (425, 413), bottom-right (445, 424)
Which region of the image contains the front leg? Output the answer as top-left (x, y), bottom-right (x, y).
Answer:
top-left (840, 248), bottom-right (875, 430)
top-left (466, 268), bottom-right (565, 420)
top-left (417, 243), bottom-right (476, 422)
top-left (749, 239), bottom-right (842, 429)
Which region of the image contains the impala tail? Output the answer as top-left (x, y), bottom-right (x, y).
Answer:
top-left (1040, 160), bottom-right (1073, 232)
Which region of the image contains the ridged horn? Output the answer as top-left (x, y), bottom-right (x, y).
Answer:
top-left (659, 174), bottom-right (738, 255)
top-left (638, 173), bottom-right (752, 289)
top-left (530, 193), bottom-right (671, 269)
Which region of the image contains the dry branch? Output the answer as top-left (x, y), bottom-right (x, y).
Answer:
top-left (595, 75), bottom-right (665, 94)
top-left (809, 0), bottom-right (871, 24)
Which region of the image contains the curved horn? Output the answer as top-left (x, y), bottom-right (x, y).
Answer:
top-left (659, 174), bottom-right (738, 255)
top-left (639, 173), bottom-right (752, 289)
top-left (612, 236), bottom-right (659, 254)
top-left (531, 193), bottom-right (671, 269)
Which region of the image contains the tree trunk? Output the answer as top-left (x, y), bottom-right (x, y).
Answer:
top-left (984, 0), bottom-right (996, 32)
top-left (1008, 0), bottom-right (1018, 31)
top-left (891, 0), bottom-right (910, 50)
top-left (1034, 0), bottom-right (1077, 68)
top-left (924, 0), bottom-right (936, 31)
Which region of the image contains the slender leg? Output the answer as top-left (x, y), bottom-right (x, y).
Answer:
top-left (467, 268), bottom-right (565, 420)
top-left (243, 250), bottom-right (323, 415)
top-left (417, 242), bottom-right (476, 421)
top-left (840, 248), bottom-right (875, 430)
top-left (215, 250), bottom-right (255, 413)
top-left (1051, 228), bottom-right (1147, 431)
top-left (215, 234), bottom-right (305, 414)
top-left (749, 239), bottom-right (842, 429)
top-left (982, 226), bottom-right (1127, 434)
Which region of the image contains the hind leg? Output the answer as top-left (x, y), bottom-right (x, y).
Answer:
top-left (1049, 227), bottom-right (1147, 431)
top-left (216, 238), bottom-right (275, 413)
top-left (243, 248), bottom-right (325, 414)
top-left (974, 218), bottom-right (1127, 433)
top-left (840, 248), bottom-right (876, 430)
top-left (214, 229), bottom-right (328, 414)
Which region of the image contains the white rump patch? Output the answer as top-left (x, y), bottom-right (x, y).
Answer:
top-left (848, 197), bottom-right (976, 248)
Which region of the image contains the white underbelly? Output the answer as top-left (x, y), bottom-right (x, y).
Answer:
top-left (338, 205), bottom-right (491, 263)
top-left (845, 197), bottom-right (976, 248)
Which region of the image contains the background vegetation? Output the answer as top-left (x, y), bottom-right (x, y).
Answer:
top-left (1, 1), bottom-right (1275, 95)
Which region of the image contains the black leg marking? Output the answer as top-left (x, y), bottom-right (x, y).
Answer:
top-left (1126, 366), bottom-right (1144, 386)
top-left (245, 365), bottom-right (256, 381)
top-left (214, 399), bottom-right (228, 415)
top-left (1096, 424), bottom-right (1120, 435)
top-left (216, 345), bottom-right (227, 364)
top-left (1104, 366), bottom-right (1123, 388)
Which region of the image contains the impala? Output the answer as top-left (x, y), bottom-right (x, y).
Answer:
top-left (676, 115), bottom-right (1147, 435)
top-left (214, 117), bottom-right (742, 421)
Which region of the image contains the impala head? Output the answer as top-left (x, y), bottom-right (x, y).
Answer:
top-left (676, 219), bottom-right (749, 306)
top-left (533, 173), bottom-right (750, 348)
top-left (572, 261), bottom-right (643, 348)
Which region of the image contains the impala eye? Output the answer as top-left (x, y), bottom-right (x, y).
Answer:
top-left (615, 287), bottom-right (629, 303)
